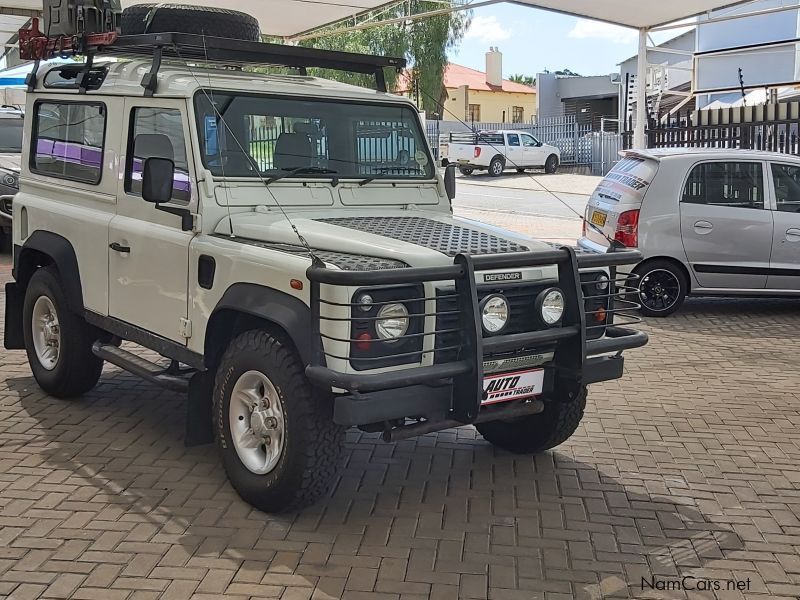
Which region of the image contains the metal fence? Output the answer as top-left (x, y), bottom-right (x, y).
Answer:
top-left (645, 103), bottom-right (800, 155)
top-left (427, 115), bottom-right (623, 174)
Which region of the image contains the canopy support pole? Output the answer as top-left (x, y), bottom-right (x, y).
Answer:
top-left (633, 27), bottom-right (648, 149)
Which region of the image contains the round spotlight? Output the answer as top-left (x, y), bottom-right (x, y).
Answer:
top-left (595, 273), bottom-right (610, 292)
top-left (537, 288), bottom-right (565, 326)
top-left (376, 303), bottom-right (409, 342)
top-left (481, 294), bottom-right (510, 334)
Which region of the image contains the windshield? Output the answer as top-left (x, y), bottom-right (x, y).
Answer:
top-left (0, 118), bottom-right (23, 153)
top-left (194, 92), bottom-right (435, 180)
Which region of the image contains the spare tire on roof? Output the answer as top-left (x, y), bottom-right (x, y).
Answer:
top-left (121, 4), bottom-right (261, 41)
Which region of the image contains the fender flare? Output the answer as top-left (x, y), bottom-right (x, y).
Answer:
top-left (13, 231), bottom-right (84, 313)
top-left (206, 283), bottom-right (313, 367)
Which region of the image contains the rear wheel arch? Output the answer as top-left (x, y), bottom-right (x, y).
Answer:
top-left (14, 231), bottom-right (84, 313)
top-left (633, 256), bottom-right (692, 294)
top-left (205, 284), bottom-right (313, 370)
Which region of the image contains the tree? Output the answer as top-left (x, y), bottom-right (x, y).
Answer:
top-left (554, 68), bottom-right (581, 77)
top-left (297, 2), bottom-right (471, 114)
top-left (509, 74), bottom-right (536, 87)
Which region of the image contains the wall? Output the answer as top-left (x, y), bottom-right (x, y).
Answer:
top-left (537, 73), bottom-right (619, 120)
top-left (441, 87), bottom-right (536, 123)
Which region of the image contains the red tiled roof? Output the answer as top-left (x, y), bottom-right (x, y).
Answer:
top-left (444, 63), bottom-right (535, 94)
top-left (396, 63), bottom-right (536, 95)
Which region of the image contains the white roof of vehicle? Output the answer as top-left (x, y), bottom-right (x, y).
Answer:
top-left (622, 147), bottom-right (800, 163)
top-left (31, 60), bottom-right (414, 103)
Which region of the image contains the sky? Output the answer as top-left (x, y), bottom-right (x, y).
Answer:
top-left (450, 4), bottom-right (689, 78)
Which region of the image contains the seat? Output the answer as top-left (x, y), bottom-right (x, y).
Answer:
top-left (273, 132), bottom-right (312, 171)
top-left (133, 133), bottom-right (174, 161)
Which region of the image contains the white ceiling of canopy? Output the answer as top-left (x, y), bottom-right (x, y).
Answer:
top-left (0, 0), bottom-right (755, 37)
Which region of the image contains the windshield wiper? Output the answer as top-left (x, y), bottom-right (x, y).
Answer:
top-left (265, 166), bottom-right (339, 185)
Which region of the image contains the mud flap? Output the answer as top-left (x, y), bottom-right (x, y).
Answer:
top-left (4, 282), bottom-right (24, 350)
top-left (186, 370), bottom-right (214, 446)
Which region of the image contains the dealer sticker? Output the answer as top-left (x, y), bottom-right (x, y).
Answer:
top-left (482, 368), bottom-right (545, 406)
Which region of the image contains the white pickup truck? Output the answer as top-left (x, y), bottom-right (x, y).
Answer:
top-left (440, 130), bottom-right (561, 177)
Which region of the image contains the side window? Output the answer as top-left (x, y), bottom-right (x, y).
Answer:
top-left (507, 134), bottom-right (520, 147)
top-left (521, 134), bottom-right (536, 147)
top-left (31, 101), bottom-right (105, 184)
top-left (682, 162), bottom-right (764, 209)
top-left (771, 163), bottom-right (800, 212)
top-left (125, 107), bottom-right (191, 203)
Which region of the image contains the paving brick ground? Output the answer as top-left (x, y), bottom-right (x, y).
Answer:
top-left (1, 238), bottom-right (799, 599)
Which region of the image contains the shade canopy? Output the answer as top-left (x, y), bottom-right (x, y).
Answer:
top-left (0, 0), bottom-right (753, 38)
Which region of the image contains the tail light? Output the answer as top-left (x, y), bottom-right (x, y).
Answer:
top-left (615, 209), bottom-right (640, 248)
top-left (474, 147), bottom-right (482, 159)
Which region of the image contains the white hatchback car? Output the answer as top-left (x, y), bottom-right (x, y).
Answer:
top-left (579, 148), bottom-right (800, 316)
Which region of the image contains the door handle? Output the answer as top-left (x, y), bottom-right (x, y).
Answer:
top-left (109, 242), bottom-right (131, 254)
top-left (786, 228), bottom-right (800, 242)
top-left (693, 221), bottom-right (713, 234)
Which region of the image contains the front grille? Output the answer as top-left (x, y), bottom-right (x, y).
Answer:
top-left (435, 283), bottom-right (553, 363)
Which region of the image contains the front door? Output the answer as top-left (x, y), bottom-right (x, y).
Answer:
top-left (767, 162), bottom-right (800, 289)
top-left (108, 99), bottom-right (196, 343)
top-left (679, 160), bottom-right (773, 289)
top-left (520, 133), bottom-right (544, 167)
top-left (505, 133), bottom-right (523, 169)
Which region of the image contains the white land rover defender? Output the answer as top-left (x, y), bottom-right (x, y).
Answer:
top-left (5, 3), bottom-right (648, 512)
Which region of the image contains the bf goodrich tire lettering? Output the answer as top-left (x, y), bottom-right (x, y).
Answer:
top-left (213, 330), bottom-right (345, 512)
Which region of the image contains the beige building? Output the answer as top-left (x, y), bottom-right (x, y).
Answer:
top-left (442, 49), bottom-right (536, 123)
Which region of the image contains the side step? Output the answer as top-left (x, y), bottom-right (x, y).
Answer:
top-left (92, 342), bottom-right (190, 393)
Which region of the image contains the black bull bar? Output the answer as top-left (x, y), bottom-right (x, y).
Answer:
top-left (305, 247), bottom-right (648, 427)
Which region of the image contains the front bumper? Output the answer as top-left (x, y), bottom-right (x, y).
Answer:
top-left (305, 247), bottom-right (647, 429)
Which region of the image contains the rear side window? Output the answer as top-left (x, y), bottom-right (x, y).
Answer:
top-left (31, 101), bottom-right (106, 184)
top-left (682, 162), bottom-right (764, 209)
top-left (507, 133), bottom-right (520, 146)
top-left (125, 107), bottom-right (191, 203)
top-left (770, 163), bottom-right (800, 212)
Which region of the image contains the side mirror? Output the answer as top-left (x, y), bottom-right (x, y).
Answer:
top-left (536, 141), bottom-right (543, 147)
top-left (142, 157), bottom-right (175, 204)
top-left (444, 163), bottom-right (457, 201)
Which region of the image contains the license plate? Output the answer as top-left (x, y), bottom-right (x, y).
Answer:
top-left (482, 368), bottom-right (545, 406)
top-left (590, 210), bottom-right (607, 227)
top-left (440, 144), bottom-right (448, 154)
top-left (457, 159), bottom-right (470, 164)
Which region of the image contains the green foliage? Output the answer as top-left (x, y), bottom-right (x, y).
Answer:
top-left (296, 1), bottom-right (471, 115)
top-left (509, 74), bottom-right (536, 87)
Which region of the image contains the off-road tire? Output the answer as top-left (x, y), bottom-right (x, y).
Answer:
top-left (23, 267), bottom-right (103, 398)
top-left (545, 154), bottom-right (559, 174)
top-left (631, 259), bottom-right (688, 317)
top-left (489, 157), bottom-right (505, 177)
top-left (458, 166), bottom-right (474, 176)
top-left (121, 4), bottom-right (261, 41)
top-left (213, 330), bottom-right (345, 512)
top-left (476, 388), bottom-right (587, 454)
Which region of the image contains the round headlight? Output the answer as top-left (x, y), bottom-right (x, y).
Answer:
top-left (376, 303), bottom-right (409, 342)
top-left (481, 294), bottom-right (509, 333)
top-left (595, 274), bottom-right (610, 292)
top-left (538, 288), bottom-right (565, 326)
top-left (2, 173), bottom-right (17, 188)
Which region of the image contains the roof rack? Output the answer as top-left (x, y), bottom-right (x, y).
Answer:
top-left (20, 18), bottom-right (407, 95)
